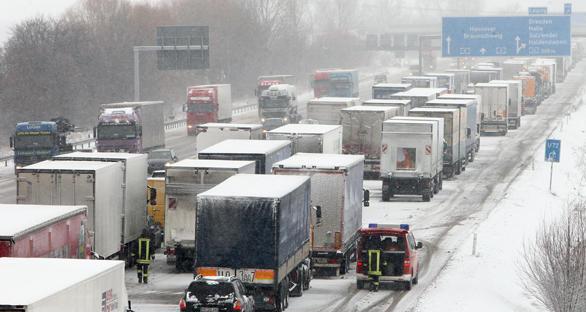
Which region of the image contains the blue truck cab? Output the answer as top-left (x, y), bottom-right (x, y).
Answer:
top-left (11, 121), bottom-right (73, 168)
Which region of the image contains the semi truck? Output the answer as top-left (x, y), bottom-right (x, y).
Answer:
top-left (96, 101), bottom-right (165, 153)
top-left (446, 69), bottom-right (471, 93)
top-left (391, 88), bottom-right (444, 108)
top-left (273, 153), bottom-right (365, 276)
top-left (195, 174), bottom-right (312, 311)
top-left (53, 152), bottom-right (149, 264)
top-left (185, 84), bottom-right (232, 136)
top-left (259, 84), bottom-right (301, 131)
top-left (306, 97), bottom-right (359, 125)
top-left (502, 60), bottom-right (527, 80)
top-left (311, 69), bottom-right (359, 98)
top-left (362, 99), bottom-right (412, 116)
top-left (409, 107), bottom-right (464, 177)
top-left (195, 123), bottom-right (263, 152)
top-left (372, 83), bottom-right (412, 99)
top-left (380, 118), bottom-right (443, 201)
top-left (0, 204), bottom-right (88, 258)
top-left (256, 74), bottom-right (296, 101)
top-left (0, 258), bottom-right (131, 312)
top-left (164, 159), bottom-right (255, 272)
top-left (341, 106), bottom-right (401, 179)
top-left (475, 83), bottom-right (510, 135)
top-left (401, 76), bottom-right (438, 88)
top-left (267, 124), bottom-right (342, 154)
top-left (198, 139), bottom-right (292, 174)
top-left (16, 160), bottom-right (124, 260)
top-left (10, 119), bottom-right (74, 169)
top-left (438, 94), bottom-right (482, 152)
top-left (470, 69), bottom-right (500, 84)
top-left (423, 73), bottom-right (455, 93)
top-left (490, 80), bottom-right (523, 129)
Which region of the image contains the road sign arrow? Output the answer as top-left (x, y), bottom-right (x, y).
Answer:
top-left (446, 36), bottom-right (452, 54)
top-left (515, 36), bottom-right (526, 54)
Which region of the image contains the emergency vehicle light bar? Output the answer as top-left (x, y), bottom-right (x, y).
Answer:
top-left (368, 223), bottom-right (410, 231)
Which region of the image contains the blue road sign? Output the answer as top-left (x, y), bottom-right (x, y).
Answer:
top-left (565, 3), bottom-right (572, 15)
top-left (442, 16), bottom-right (571, 57)
top-left (545, 139), bottom-right (561, 162)
top-left (529, 7), bottom-right (548, 15)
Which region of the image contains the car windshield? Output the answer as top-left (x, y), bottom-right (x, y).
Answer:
top-left (149, 150), bottom-right (172, 159)
top-left (187, 281), bottom-right (234, 302)
top-left (98, 124), bottom-right (136, 139)
top-left (14, 134), bottom-right (54, 149)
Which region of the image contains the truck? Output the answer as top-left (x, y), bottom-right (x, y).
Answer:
top-left (256, 74), bottom-right (296, 101)
top-left (184, 84), bottom-right (232, 136)
top-left (0, 204), bottom-right (88, 258)
top-left (0, 258), bottom-right (131, 312)
top-left (259, 84), bottom-right (301, 131)
top-left (16, 160), bottom-right (124, 260)
top-left (438, 94), bottom-right (482, 152)
top-left (513, 74), bottom-right (539, 114)
top-left (502, 60), bottom-right (527, 80)
top-left (147, 175), bottom-right (165, 228)
top-left (470, 69), bottom-right (500, 84)
top-left (272, 153), bottom-right (365, 276)
top-left (164, 159), bottom-right (256, 272)
top-left (96, 101), bottom-right (165, 153)
top-left (341, 106), bottom-right (401, 179)
top-left (474, 83), bottom-right (510, 135)
top-left (423, 73), bottom-right (455, 93)
top-left (195, 123), bottom-right (263, 152)
top-left (306, 97), bottom-right (359, 125)
top-left (409, 107), bottom-right (464, 177)
top-left (533, 59), bottom-right (557, 95)
top-left (267, 124), bottom-right (342, 154)
top-left (401, 76), bottom-right (438, 88)
top-left (446, 69), bottom-right (471, 93)
top-left (10, 118), bottom-right (75, 169)
top-left (380, 118), bottom-right (443, 201)
top-left (372, 83), bottom-right (412, 99)
top-left (198, 139), bottom-right (292, 174)
top-left (425, 99), bottom-right (478, 162)
top-left (195, 174), bottom-right (312, 311)
top-left (362, 99), bottom-right (412, 116)
top-left (311, 69), bottom-right (359, 98)
top-left (490, 80), bottom-right (523, 129)
top-left (391, 88), bottom-right (445, 108)
top-left (53, 152), bottom-right (149, 264)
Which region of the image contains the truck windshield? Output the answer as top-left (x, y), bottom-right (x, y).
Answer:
top-left (187, 102), bottom-right (214, 113)
top-left (98, 124), bottom-right (136, 139)
top-left (261, 98), bottom-right (288, 108)
top-left (187, 281), bottom-right (234, 302)
top-left (14, 134), bottom-right (54, 149)
top-left (332, 81), bottom-right (352, 96)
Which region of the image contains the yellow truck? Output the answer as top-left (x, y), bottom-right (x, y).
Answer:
top-left (147, 175), bottom-right (166, 228)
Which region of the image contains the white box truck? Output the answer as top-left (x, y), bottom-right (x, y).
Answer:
top-left (306, 97), bottom-right (359, 125)
top-left (372, 83), bottom-right (412, 99)
top-left (380, 118), bottom-right (443, 202)
top-left (164, 159), bottom-right (256, 272)
top-left (273, 153), bottom-right (365, 276)
top-left (0, 258), bottom-right (131, 312)
top-left (391, 88), bottom-right (446, 108)
top-left (195, 123), bottom-right (263, 152)
top-left (446, 69), bottom-right (471, 93)
top-left (362, 99), bottom-right (412, 116)
top-left (401, 76), bottom-right (438, 88)
top-left (475, 83), bottom-right (510, 135)
top-left (340, 105), bottom-right (401, 179)
top-left (439, 94), bottom-right (482, 152)
top-left (16, 160), bottom-right (124, 259)
top-left (424, 73), bottom-right (455, 93)
top-left (267, 124), bottom-right (342, 154)
top-left (490, 80), bottom-right (523, 129)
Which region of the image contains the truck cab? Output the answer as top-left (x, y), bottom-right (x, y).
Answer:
top-left (185, 84), bottom-right (232, 135)
top-left (11, 120), bottom-right (73, 169)
top-left (311, 69), bottom-right (359, 98)
top-left (356, 224), bottom-right (422, 291)
top-left (259, 84), bottom-right (300, 131)
top-left (96, 107), bottom-right (141, 153)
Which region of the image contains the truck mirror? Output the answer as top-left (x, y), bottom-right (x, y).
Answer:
top-left (148, 186), bottom-right (157, 205)
top-left (416, 242), bottom-right (423, 249)
top-left (9, 136), bottom-right (13, 149)
top-left (363, 189), bottom-right (370, 207)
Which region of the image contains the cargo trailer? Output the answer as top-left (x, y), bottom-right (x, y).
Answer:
top-left (474, 83), bottom-right (510, 135)
top-left (361, 99), bottom-right (412, 116)
top-left (438, 94), bottom-right (482, 152)
top-left (391, 88), bottom-right (444, 108)
top-left (195, 123), bottom-right (263, 152)
top-left (372, 83), bottom-right (412, 99)
top-left (306, 97), bottom-right (360, 125)
top-left (267, 124), bottom-right (342, 154)
top-left (490, 80), bottom-right (523, 129)
top-left (401, 76), bottom-right (438, 88)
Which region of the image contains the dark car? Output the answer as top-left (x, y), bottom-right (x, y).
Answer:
top-left (148, 148), bottom-right (178, 173)
top-left (179, 276), bottom-right (255, 312)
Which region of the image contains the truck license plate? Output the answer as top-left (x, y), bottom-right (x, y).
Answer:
top-left (201, 308), bottom-right (219, 312)
top-left (236, 269), bottom-right (255, 283)
top-left (217, 268), bottom-right (235, 278)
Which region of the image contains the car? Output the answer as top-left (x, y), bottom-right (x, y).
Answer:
top-left (179, 276), bottom-right (255, 312)
top-left (148, 148), bottom-right (178, 173)
top-left (355, 224), bottom-right (422, 291)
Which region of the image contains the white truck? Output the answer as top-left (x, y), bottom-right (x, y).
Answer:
top-left (164, 159), bottom-right (256, 272)
top-left (16, 160), bottom-right (124, 259)
top-left (502, 60), bottom-right (527, 80)
top-left (0, 258), bottom-right (131, 312)
top-left (380, 118), bottom-right (443, 202)
top-left (475, 83), bottom-right (510, 135)
top-left (362, 99), bottom-right (412, 116)
top-left (272, 153), bottom-right (365, 276)
top-left (53, 152), bottom-right (148, 264)
top-left (446, 69), bottom-right (471, 93)
top-left (197, 139), bottom-right (292, 174)
top-left (401, 76), bottom-right (438, 88)
top-left (195, 123), bottom-right (263, 152)
top-left (372, 83), bottom-right (412, 99)
top-left (266, 124), bottom-right (342, 154)
top-left (490, 80), bottom-right (523, 129)
top-left (409, 107), bottom-right (464, 178)
top-left (438, 94), bottom-right (482, 152)
top-left (340, 106), bottom-right (401, 179)
top-left (306, 97), bottom-right (360, 125)
top-left (259, 84), bottom-right (301, 131)
top-left (391, 88), bottom-right (446, 108)
top-left (424, 73), bottom-right (455, 93)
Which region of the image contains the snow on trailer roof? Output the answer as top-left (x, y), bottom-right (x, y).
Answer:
top-left (426, 99), bottom-right (474, 105)
top-left (475, 83), bottom-right (509, 88)
top-left (393, 88), bottom-right (443, 97)
top-left (20, 160), bottom-right (119, 171)
top-left (54, 151), bottom-right (145, 160)
top-left (308, 97), bottom-right (359, 103)
top-left (196, 123), bottom-right (263, 130)
top-left (363, 99), bottom-right (411, 105)
top-left (0, 205), bottom-right (86, 240)
top-left (199, 174), bottom-right (309, 199)
top-left (273, 153), bottom-right (364, 170)
top-left (100, 101), bottom-right (163, 108)
top-left (268, 124), bottom-right (340, 135)
top-left (373, 83), bottom-right (412, 88)
top-left (0, 258), bottom-right (124, 306)
top-left (402, 76), bottom-right (435, 80)
top-left (199, 139), bottom-right (291, 155)
top-left (166, 159), bottom-right (255, 170)
top-left (439, 94), bottom-right (479, 99)
top-left (387, 117), bottom-right (440, 124)
top-left (410, 107), bottom-right (459, 113)
top-left (341, 105), bottom-right (399, 112)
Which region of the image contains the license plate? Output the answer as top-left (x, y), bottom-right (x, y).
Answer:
top-left (236, 269), bottom-right (255, 283)
top-left (201, 308), bottom-right (219, 312)
top-left (217, 268), bottom-right (234, 278)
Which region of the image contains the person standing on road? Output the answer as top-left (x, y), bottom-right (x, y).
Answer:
top-left (137, 230), bottom-right (155, 284)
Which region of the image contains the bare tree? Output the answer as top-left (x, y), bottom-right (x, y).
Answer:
top-left (521, 202), bottom-right (586, 312)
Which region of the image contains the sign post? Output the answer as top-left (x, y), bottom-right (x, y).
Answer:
top-left (545, 139), bottom-right (561, 192)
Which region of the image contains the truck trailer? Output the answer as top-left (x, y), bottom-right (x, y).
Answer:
top-left (438, 94), bottom-right (482, 153)
top-left (361, 99), bottom-right (412, 116)
top-left (273, 153), bottom-right (365, 276)
top-left (490, 80), bottom-right (523, 129)
top-left (400, 76), bottom-right (438, 88)
top-left (185, 84), bottom-right (232, 135)
top-left (306, 97), bottom-right (359, 125)
top-left (195, 174), bottom-right (312, 311)
top-left (445, 69), bottom-right (471, 93)
top-left (423, 73), bottom-right (455, 93)
top-left (195, 123), bottom-right (263, 152)
top-left (475, 83), bottom-right (510, 135)
top-left (267, 124), bottom-right (342, 154)
top-left (372, 83), bottom-right (412, 99)
top-left (391, 88), bottom-right (445, 109)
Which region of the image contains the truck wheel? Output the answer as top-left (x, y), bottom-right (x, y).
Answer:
top-left (357, 280), bottom-right (365, 289)
top-left (422, 193), bottom-right (431, 202)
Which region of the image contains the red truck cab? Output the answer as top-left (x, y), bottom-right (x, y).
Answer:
top-left (356, 224), bottom-right (422, 290)
top-left (185, 84), bottom-right (232, 136)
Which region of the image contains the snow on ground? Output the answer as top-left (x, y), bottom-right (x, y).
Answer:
top-left (414, 94), bottom-right (586, 312)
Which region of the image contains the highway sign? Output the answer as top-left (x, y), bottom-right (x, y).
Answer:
top-left (156, 26), bottom-right (209, 70)
top-left (442, 16), bottom-right (571, 57)
top-left (565, 3), bottom-right (572, 15)
top-left (528, 7), bottom-right (548, 15)
top-left (545, 139), bottom-right (561, 162)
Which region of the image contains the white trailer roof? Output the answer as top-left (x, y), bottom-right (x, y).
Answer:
top-left (426, 99), bottom-right (474, 106)
top-left (411, 107), bottom-right (459, 113)
top-left (394, 88), bottom-right (443, 97)
top-left (341, 105), bottom-right (398, 112)
top-left (199, 139), bottom-right (291, 155)
top-left (199, 174), bottom-right (309, 198)
top-left (55, 151), bottom-right (145, 160)
top-left (373, 83), bottom-right (412, 88)
top-left (308, 97), bottom-right (359, 103)
top-left (20, 160), bottom-right (119, 171)
top-left (0, 205), bottom-right (86, 240)
top-left (439, 94), bottom-right (479, 100)
top-left (196, 123), bottom-right (263, 130)
top-left (268, 124), bottom-right (340, 135)
top-left (0, 258), bottom-right (123, 306)
top-left (273, 153), bottom-right (364, 170)
top-left (475, 83), bottom-right (508, 88)
top-left (425, 72), bottom-right (455, 77)
top-left (385, 118), bottom-right (436, 125)
top-left (167, 159), bottom-right (255, 170)
top-left (402, 76), bottom-right (435, 80)
top-left (363, 99), bottom-right (411, 105)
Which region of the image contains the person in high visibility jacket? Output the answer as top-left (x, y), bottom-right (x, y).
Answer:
top-left (137, 231), bottom-right (155, 284)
